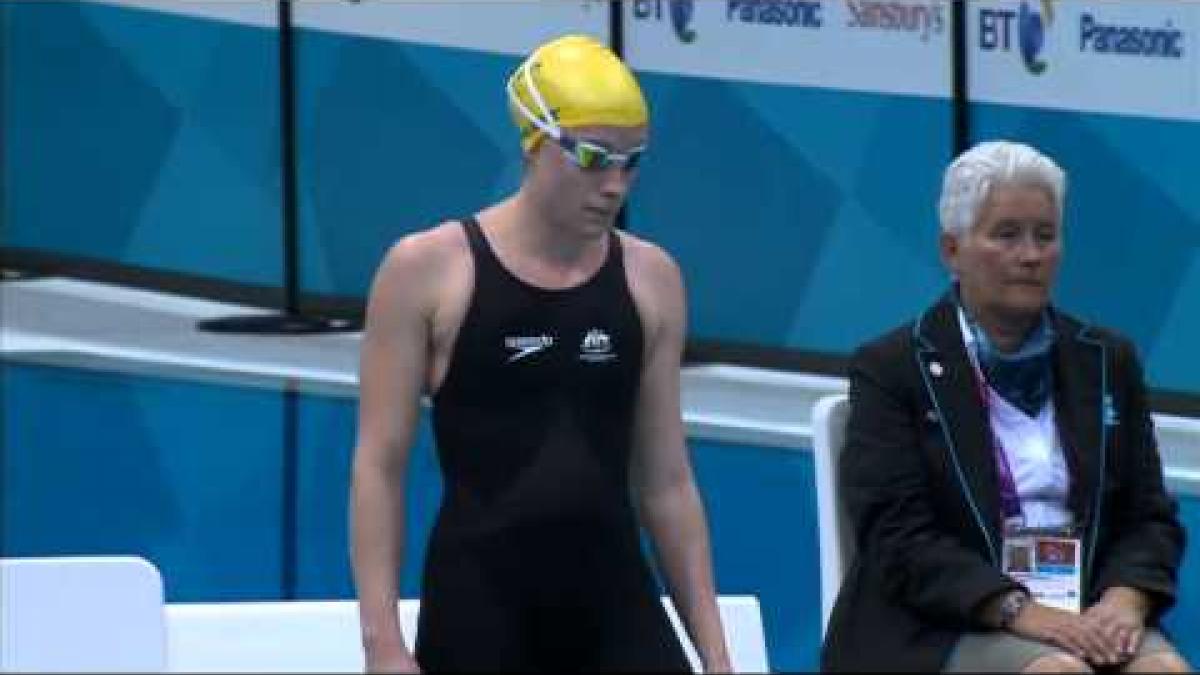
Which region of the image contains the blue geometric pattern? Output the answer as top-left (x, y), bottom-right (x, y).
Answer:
top-left (2, 1), bottom-right (281, 287)
top-left (293, 31), bottom-right (518, 297)
top-left (627, 74), bottom-right (952, 353)
top-left (626, 65), bottom-right (1198, 395)
top-left (2, 362), bottom-right (287, 601)
top-left (629, 75), bottom-right (845, 346)
top-left (972, 104), bottom-right (1200, 394)
top-left (3, 2), bottom-right (1196, 395)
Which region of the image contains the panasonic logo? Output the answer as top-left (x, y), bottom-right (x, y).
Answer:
top-left (1080, 13), bottom-right (1184, 59)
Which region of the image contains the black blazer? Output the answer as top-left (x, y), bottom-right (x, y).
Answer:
top-left (821, 294), bottom-right (1185, 672)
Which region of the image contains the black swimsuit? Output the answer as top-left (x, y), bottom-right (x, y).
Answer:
top-left (414, 218), bottom-right (690, 672)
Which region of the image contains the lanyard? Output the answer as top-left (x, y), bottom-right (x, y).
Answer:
top-left (970, 365), bottom-right (1025, 526)
top-left (958, 314), bottom-right (1025, 527)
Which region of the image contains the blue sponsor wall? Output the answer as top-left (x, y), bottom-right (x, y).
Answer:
top-left (1, 1), bottom-right (282, 287)
top-left (625, 74), bottom-right (953, 359)
top-left (969, 104), bottom-right (1200, 396)
top-left (290, 30), bottom-right (525, 298)
top-left (624, 67), bottom-right (1199, 398)
top-left (967, 0), bottom-right (1200, 395)
top-left (4, 359), bottom-right (1199, 670)
top-left (4, 1), bottom-right (1197, 396)
top-left (622, 0), bottom-right (956, 364)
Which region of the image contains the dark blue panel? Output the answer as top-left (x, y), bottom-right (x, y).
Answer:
top-left (1161, 494), bottom-right (1200, 666)
top-left (5, 2), bottom-right (179, 257)
top-left (971, 103), bottom-right (1200, 395)
top-left (689, 439), bottom-right (821, 673)
top-left (2, 2), bottom-right (281, 286)
top-left (295, 32), bottom-right (512, 297)
top-left (626, 74), bottom-right (950, 354)
top-left (628, 76), bottom-right (842, 346)
top-left (294, 395), bottom-right (442, 599)
top-left (1, 361), bottom-right (285, 601)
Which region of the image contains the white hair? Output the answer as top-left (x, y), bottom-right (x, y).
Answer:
top-left (938, 140), bottom-right (1066, 236)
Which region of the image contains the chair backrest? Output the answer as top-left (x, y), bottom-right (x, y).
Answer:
top-left (0, 555), bottom-right (167, 672)
top-left (663, 594), bottom-right (769, 673)
top-left (812, 393), bottom-right (853, 637)
top-left (165, 595), bottom-right (769, 673)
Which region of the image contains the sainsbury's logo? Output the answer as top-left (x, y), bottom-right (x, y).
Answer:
top-left (845, 1), bottom-right (946, 42)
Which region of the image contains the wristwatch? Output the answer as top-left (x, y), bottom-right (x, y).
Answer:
top-left (997, 590), bottom-right (1031, 630)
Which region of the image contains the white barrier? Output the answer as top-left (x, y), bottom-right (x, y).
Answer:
top-left (166, 596), bottom-right (770, 673)
top-left (1, 555), bottom-right (767, 673)
top-left (1, 556), bottom-right (166, 672)
top-left (165, 600), bottom-right (412, 674)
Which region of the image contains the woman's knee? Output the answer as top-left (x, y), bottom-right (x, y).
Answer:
top-left (1124, 651), bottom-right (1191, 673)
top-left (1022, 652), bottom-right (1093, 673)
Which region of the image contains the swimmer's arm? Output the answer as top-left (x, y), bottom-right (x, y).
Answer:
top-left (350, 237), bottom-right (433, 673)
top-left (629, 244), bottom-right (732, 673)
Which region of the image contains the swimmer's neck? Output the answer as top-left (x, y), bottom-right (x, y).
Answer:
top-left (480, 195), bottom-right (611, 268)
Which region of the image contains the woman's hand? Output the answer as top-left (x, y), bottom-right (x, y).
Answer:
top-left (365, 647), bottom-right (421, 674)
top-left (1010, 602), bottom-right (1123, 666)
top-left (363, 632), bottom-right (421, 674)
top-left (1082, 586), bottom-right (1149, 662)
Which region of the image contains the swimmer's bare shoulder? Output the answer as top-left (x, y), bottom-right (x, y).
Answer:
top-left (616, 230), bottom-right (685, 343)
top-left (369, 220), bottom-right (471, 321)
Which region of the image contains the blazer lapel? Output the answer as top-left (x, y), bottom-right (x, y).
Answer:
top-left (913, 296), bottom-right (1004, 563)
top-left (1050, 312), bottom-right (1106, 562)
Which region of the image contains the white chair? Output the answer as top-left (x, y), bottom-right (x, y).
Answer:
top-left (0, 555), bottom-right (167, 672)
top-left (165, 595), bottom-right (769, 673)
top-left (812, 393), bottom-right (853, 638)
top-left (663, 594), bottom-right (769, 673)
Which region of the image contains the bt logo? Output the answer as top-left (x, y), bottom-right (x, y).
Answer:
top-left (979, 0), bottom-right (1054, 74)
top-left (633, 0), bottom-right (697, 44)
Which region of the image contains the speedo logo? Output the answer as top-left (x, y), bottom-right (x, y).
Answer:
top-left (505, 334), bottom-right (555, 362)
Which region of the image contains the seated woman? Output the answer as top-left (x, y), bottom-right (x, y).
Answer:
top-left (821, 141), bottom-right (1190, 673)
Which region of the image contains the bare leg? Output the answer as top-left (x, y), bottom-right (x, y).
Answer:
top-left (1123, 651), bottom-right (1191, 673)
top-left (1021, 652), bottom-right (1093, 673)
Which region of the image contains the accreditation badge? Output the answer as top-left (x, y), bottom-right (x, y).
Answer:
top-left (1002, 529), bottom-right (1082, 613)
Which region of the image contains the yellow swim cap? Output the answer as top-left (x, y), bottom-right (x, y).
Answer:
top-left (507, 34), bottom-right (648, 153)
